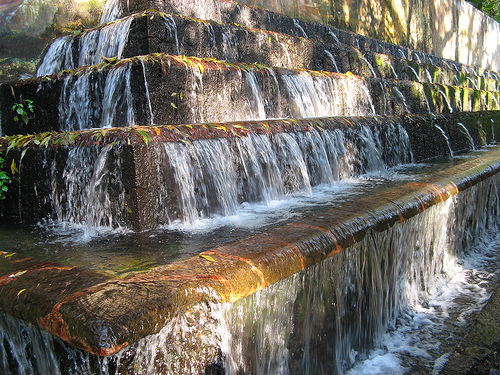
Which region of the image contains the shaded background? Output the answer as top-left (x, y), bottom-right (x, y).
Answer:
top-left (0, 0), bottom-right (103, 83)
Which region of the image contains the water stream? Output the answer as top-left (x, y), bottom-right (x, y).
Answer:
top-left (37, 16), bottom-right (133, 77)
top-left (213, 173), bottom-right (500, 375)
top-left (2, 157), bottom-right (497, 374)
top-left (58, 63), bottom-right (135, 130)
top-left (2, 0), bottom-right (500, 373)
top-left (47, 121), bottom-right (410, 229)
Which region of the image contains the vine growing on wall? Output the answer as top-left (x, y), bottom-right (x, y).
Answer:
top-left (12, 99), bottom-right (35, 125)
top-left (0, 154), bottom-right (11, 200)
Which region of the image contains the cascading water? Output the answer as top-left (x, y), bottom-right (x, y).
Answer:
top-left (324, 49), bottom-right (340, 73)
top-left (56, 121), bottom-right (409, 228)
top-left (439, 90), bottom-right (454, 113)
top-left (457, 122), bottom-right (476, 150)
top-left (58, 63), bottom-right (135, 130)
top-left (50, 144), bottom-right (127, 231)
top-left (163, 14), bottom-right (180, 56)
top-left (99, 0), bottom-right (122, 24)
top-left (78, 17), bottom-right (133, 68)
top-left (244, 71), bottom-right (267, 120)
top-left (434, 124), bottom-right (454, 157)
top-left (37, 17), bottom-right (133, 77)
top-left (1, 153), bottom-right (500, 375)
top-left (391, 87), bottom-right (410, 113)
top-left (0, 313), bottom-right (61, 374)
top-left (5, 114), bottom-right (419, 235)
top-left (36, 36), bottom-right (75, 77)
top-left (281, 72), bottom-right (375, 118)
top-left (2, 0), bottom-right (500, 374)
top-left (213, 175), bottom-right (500, 375)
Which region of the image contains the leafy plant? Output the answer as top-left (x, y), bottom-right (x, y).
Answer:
top-left (0, 154), bottom-right (11, 200)
top-left (469, 0), bottom-right (500, 22)
top-left (12, 99), bottom-right (35, 125)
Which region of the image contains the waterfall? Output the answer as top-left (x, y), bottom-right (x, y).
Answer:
top-left (163, 14), bottom-right (180, 56)
top-left (391, 87), bottom-right (410, 113)
top-left (439, 90), bottom-right (453, 113)
top-left (408, 66), bottom-right (420, 81)
top-left (358, 55), bottom-right (377, 78)
top-left (58, 70), bottom-right (99, 131)
top-left (58, 64), bottom-right (134, 130)
top-left (281, 72), bottom-right (375, 118)
top-left (244, 71), bottom-right (267, 120)
top-left (50, 144), bottom-right (127, 231)
top-left (141, 61), bottom-right (155, 125)
top-left (279, 42), bottom-right (293, 68)
top-left (37, 16), bottom-right (133, 77)
top-left (457, 122), bottom-right (476, 150)
top-left (434, 125), bottom-right (454, 157)
top-left (100, 0), bottom-right (122, 24)
top-left (324, 49), bottom-right (340, 73)
top-left (388, 63), bottom-right (398, 80)
top-left (213, 175), bottom-right (500, 374)
top-left (78, 16), bottom-right (133, 68)
top-left (0, 313), bottom-right (61, 374)
top-left (36, 36), bottom-right (75, 77)
top-left (43, 120), bottom-right (411, 228)
top-left (149, 122), bottom-right (410, 225)
top-left (327, 30), bottom-right (341, 44)
top-left (425, 68), bottom-right (433, 83)
top-left (292, 19), bottom-right (308, 38)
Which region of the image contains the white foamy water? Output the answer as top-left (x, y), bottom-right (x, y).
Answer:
top-left (213, 174), bottom-right (500, 375)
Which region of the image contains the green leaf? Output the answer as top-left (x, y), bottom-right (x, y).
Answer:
top-left (136, 129), bottom-right (152, 145)
top-left (40, 135), bottom-right (52, 148)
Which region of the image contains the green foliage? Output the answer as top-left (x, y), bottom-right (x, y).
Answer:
top-left (11, 99), bottom-right (35, 125)
top-left (136, 129), bottom-right (152, 145)
top-left (0, 155), bottom-right (11, 200)
top-left (468, 0), bottom-right (500, 22)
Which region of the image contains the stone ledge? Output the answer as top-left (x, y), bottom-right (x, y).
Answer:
top-left (0, 146), bottom-right (499, 355)
top-left (1, 112), bottom-right (499, 228)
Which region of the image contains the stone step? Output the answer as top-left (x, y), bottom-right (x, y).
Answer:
top-left (3, 54), bottom-right (500, 136)
top-left (1, 111), bottom-right (498, 230)
top-left (0, 138), bottom-right (499, 369)
top-left (36, 11), bottom-right (500, 93)
top-left (101, 0), bottom-right (500, 82)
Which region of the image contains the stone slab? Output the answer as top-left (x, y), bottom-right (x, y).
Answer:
top-left (1, 112), bottom-right (499, 229)
top-left (0, 134), bottom-right (499, 356)
top-left (2, 54), bottom-right (499, 136)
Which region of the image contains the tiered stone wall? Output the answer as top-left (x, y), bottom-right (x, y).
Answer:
top-left (236, 0), bottom-right (500, 71)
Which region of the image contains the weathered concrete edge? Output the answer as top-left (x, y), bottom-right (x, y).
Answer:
top-left (1, 147), bottom-right (500, 356)
top-left (1, 111), bottom-right (498, 151)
